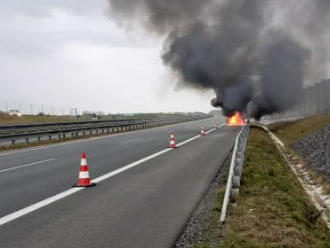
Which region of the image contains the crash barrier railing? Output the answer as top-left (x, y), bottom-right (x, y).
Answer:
top-left (0, 115), bottom-right (212, 146)
top-left (220, 125), bottom-right (250, 223)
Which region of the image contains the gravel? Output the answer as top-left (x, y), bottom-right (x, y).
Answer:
top-left (293, 125), bottom-right (330, 180)
top-left (173, 157), bottom-right (229, 248)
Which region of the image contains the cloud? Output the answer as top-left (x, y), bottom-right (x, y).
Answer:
top-left (0, 0), bottom-right (214, 114)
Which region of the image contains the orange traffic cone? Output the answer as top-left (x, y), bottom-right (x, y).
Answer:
top-left (168, 133), bottom-right (177, 148)
top-left (73, 152), bottom-right (96, 187)
top-left (200, 127), bottom-right (206, 136)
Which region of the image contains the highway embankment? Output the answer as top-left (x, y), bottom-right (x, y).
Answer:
top-left (269, 113), bottom-right (330, 183)
top-left (182, 126), bottom-right (330, 248)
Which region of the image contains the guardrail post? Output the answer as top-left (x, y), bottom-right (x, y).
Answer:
top-left (25, 137), bottom-right (29, 144)
top-left (38, 136), bottom-right (41, 142)
top-left (220, 126), bottom-right (250, 222)
top-left (49, 135), bottom-right (52, 141)
top-left (230, 188), bottom-right (240, 202)
top-left (11, 139), bottom-right (15, 145)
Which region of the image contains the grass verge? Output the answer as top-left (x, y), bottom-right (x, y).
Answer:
top-left (0, 114), bottom-right (75, 125)
top-left (193, 127), bottom-right (330, 248)
top-left (269, 113), bottom-right (330, 146)
top-left (268, 113), bottom-right (330, 193)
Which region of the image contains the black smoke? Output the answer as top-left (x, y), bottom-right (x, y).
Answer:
top-left (106, 0), bottom-right (330, 118)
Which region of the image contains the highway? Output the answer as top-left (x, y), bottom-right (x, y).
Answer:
top-left (0, 117), bottom-right (239, 248)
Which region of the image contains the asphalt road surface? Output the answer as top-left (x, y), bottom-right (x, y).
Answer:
top-left (0, 117), bottom-right (240, 248)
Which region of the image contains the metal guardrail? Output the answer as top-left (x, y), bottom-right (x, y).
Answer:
top-left (0, 115), bottom-right (212, 146)
top-left (0, 119), bottom-right (139, 130)
top-left (220, 125), bottom-right (250, 223)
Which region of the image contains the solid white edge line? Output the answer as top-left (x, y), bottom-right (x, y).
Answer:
top-left (0, 158), bottom-right (56, 174)
top-left (0, 188), bottom-right (82, 226)
top-left (0, 123), bottom-right (225, 227)
top-left (91, 148), bottom-right (172, 184)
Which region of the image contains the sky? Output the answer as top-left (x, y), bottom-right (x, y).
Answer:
top-left (0, 0), bottom-right (215, 114)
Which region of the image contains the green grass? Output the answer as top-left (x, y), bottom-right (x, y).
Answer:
top-left (268, 113), bottom-right (330, 193)
top-left (219, 128), bottom-right (330, 248)
top-left (0, 113), bottom-right (74, 125)
top-left (269, 113), bottom-right (330, 146)
top-left (193, 127), bottom-right (330, 248)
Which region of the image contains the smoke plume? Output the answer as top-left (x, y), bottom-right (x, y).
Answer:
top-left (106, 0), bottom-right (330, 118)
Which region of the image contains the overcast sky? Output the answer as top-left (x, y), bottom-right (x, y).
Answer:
top-left (0, 0), bottom-right (214, 114)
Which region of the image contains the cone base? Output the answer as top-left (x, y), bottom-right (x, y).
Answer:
top-left (168, 145), bottom-right (177, 148)
top-left (73, 183), bottom-right (96, 188)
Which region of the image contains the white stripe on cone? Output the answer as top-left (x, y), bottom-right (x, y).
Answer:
top-left (79, 171), bottom-right (90, 179)
top-left (80, 158), bottom-right (87, 166)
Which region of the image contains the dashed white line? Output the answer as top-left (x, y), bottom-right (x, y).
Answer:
top-left (0, 158), bottom-right (56, 174)
top-left (0, 124), bottom-right (225, 227)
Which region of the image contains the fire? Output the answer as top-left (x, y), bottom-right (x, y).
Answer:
top-left (226, 111), bottom-right (245, 126)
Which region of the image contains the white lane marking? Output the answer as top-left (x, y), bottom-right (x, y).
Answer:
top-left (91, 148), bottom-right (172, 184)
top-left (0, 118), bottom-right (218, 157)
top-left (0, 123), bottom-right (225, 226)
top-left (176, 124), bottom-right (226, 147)
top-left (176, 135), bottom-right (201, 147)
top-left (0, 158), bottom-right (56, 174)
top-left (0, 188), bottom-right (82, 226)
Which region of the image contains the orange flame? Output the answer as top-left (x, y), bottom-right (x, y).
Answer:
top-left (226, 111), bottom-right (245, 126)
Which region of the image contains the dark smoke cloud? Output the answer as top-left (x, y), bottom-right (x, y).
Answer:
top-left (106, 0), bottom-right (329, 118)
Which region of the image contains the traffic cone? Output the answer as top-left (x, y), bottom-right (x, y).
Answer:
top-left (168, 133), bottom-right (177, 148)
top-left (73, 152), bottom-right (96, 187)
top-left (214, 121), bottom-right (219, 129)
top-left (200, 127), bottom-right (206, 136)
